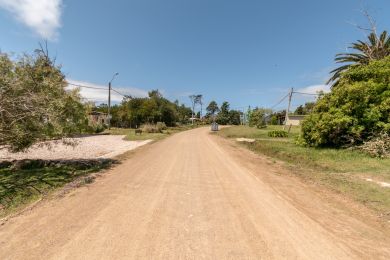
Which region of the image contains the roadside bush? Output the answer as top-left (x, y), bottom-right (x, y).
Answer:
top-left (142, 123), bottom-right (165, 133)
top-left (301, 57), bottom-right (390, 147)
top-left (270, 115), bottom-right (278, 125)
top-left (268, 130), bottom-right (288, 138)
top-left (0, 50), bottom-right (88, 152)
top-left (359, 132), bottom-right (390, 158)
top-left (248, 108), bottom-right (269, 128)
top-left (87, 123), bottom-right (106, 134)
top-left (156, 122), bottom-right (167, 131)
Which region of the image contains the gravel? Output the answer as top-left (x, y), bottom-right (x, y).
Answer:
top-left (0, 135), bottom-right (152, 161)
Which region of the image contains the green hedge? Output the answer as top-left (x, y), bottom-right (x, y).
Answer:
top-left (268, 130), bottom-right (288, 138)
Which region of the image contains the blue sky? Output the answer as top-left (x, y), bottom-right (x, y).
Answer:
top-left (1, 0), bottom-right (390, 111)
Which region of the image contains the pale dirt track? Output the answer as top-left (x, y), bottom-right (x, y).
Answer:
top-left (1, 127), bottom-right (389, 259)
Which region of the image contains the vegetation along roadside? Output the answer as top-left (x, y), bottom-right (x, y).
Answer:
top-left (218, 125), bottom-right (390, 220)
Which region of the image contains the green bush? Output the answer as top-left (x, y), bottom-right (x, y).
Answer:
top-left (270, 115), bottom-right (278, 125)
top-left (248, 108), bottom-right (268, 128)
top-left (268, 130), bottom-right (288, 138)
top-left (87, 123), bottom-right (106, 134)
top-left (0, 50), bottom-right (88, 152)
top-left (301, 57), bottom-right (390, 147)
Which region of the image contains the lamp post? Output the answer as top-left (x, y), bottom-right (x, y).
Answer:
top-left (108, 72), bottom-right (119, 129)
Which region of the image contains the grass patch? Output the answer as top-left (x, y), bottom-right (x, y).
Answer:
top-left (0, 159), bottom-right (113, 217)
top-left (218, 125), bottom-right (390, 215)
top-left (106, 128), bottom-right (166, 141)
top-left (219, 125), bottom-right (301, 139)
top-left (106, 124), bottom-right (199, 141)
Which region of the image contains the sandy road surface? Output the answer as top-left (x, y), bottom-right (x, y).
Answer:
top-left (1, 127), bottom-right (389, 259)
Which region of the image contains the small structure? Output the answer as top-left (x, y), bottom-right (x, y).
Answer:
top-left (88, 111), bottom-right (109, 125)
top-left (211, 122), bottom-right (219, 131)
top-left (285, 115), bottom-right (306, 126)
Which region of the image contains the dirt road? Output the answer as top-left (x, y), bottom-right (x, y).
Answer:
top-left (1, 127), bottom-right (389, 259)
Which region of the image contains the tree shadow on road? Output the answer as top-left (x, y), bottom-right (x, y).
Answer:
top-left (0, 158), bottom-right (117, 214)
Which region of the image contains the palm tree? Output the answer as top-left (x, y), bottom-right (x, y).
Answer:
top-left (328, 30), bottom-right (390, 86)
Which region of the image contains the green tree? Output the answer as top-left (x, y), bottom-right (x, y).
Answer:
top-left (294, 102), bottom-right (315, 115)
top-left (176, 103), bottom-right (192, 124)
top-left (301, 56), bottom-right (390, 147)
top-left (270, 115), bottom-right (278, 125)
top-left (248, 108), bottom-right (267, 128)
top-left (295, 105), bottom-right (304, 115)
top-left (206, 100), bottom-right (219, 117)
top-left (216, 101), bottom-right (230, 125)
top-left (108, 90), bottom-right (191, 127)
top-left (229, 110), bottom-right (242, 125)
top-left (328, 30), bottom-right (390, 85)
top-left (0, 50), bottom-right (88, 152)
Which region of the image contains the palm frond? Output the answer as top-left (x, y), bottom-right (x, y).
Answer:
top-left (328, 30), bottom-right (390, 87)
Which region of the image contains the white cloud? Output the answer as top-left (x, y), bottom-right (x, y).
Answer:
top-left (67, 79), bottom-right (149, 104)
top-left (296, 84), bottom-right (331, 95)
top-left (0, 0), bottom-right (63, 40)
top-left (286, 84), bottom-right (331, 109)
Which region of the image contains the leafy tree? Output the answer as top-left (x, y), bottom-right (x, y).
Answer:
top-left (229, 110), bottom-right (242, 125)
top-left (176, 104), bottom-right (192, 124)
top-left (0, 50), bottom-right (87, 152)
top-left (294, 102), bottom-right (315, 115)
top-left (301, 56), bottom-right (390, 147)
top-left (206, 100), bottom-right (219, 118)
top-left (107, 90), bottom-right (191, 128)
top-left (216, 101), bottom-right (230, 125)
top-left (248, 108), bottom-right (267, 128)
top-left (270, 115), bottom-right (278, 125)
top-left (328, 30), bottom-right (390, 86)
top-left (295, 105), bottom-right (304, 115)
top-left (189, 94), bottom-right (202, 123)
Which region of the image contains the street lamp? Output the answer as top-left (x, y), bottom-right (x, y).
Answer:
top-left (108, 72), bottom-right (119, 129)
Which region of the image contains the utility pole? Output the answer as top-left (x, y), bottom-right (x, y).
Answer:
top-left (242, 108), bottom-right (246, 125)
top-left (108, 81), bottom-right (111, 129)
top-left (189, 95), bottom-right (196, 125)
top-left (284, 87), bottom-right (293, 127)
top-left (108, 72), bottom-right (119, 129)
top-left (199, 95), bottom-right (203, 120)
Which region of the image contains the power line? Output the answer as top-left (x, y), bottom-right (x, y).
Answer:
top-left (111, 88), bottom-right (126, 97)
top-left (293, 91), bottom-right (321, 96)
top-left (270, 93), bottom-right (289, 110)
top-left (67, 82), bottom-right (108, 90)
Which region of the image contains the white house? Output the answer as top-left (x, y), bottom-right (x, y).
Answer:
top-left (285, 115), bottom-right (306, 126)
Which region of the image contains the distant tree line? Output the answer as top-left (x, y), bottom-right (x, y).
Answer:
top-left (94, 90), bottom-right (193, 128)
top-left (0, 47), bottom-right (193, 151)
top-left (205, 101), bottom-right (242, 125)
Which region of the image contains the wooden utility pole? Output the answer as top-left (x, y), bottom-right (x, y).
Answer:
top-left (108, 72), bottom-right (119, 129)
top-left (284, 88), bottom-right (293, 127)
top-left (108, 81), bottom-right (111, 129)
top-left (189, 95), bottom-right (196, 125)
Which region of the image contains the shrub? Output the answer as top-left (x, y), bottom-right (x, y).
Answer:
top-left (86, 123), bottom-right (106, 134)
top-left (0, 50), bottom-right (88, 152)
top-left (248, 108), bottom-right (271, 128)
top-left (359, 132), bottom-right (390, 158)
top-left (270, 115), bottom-right (278, 125)
top-left (301, 57), bottom-right (390, 147)
top-left (142, 123), bottom-right (166, 133)
top-left (268, 130), bottom-right (288, 138)
top-left (156, 122), bottom-right (167, 131)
